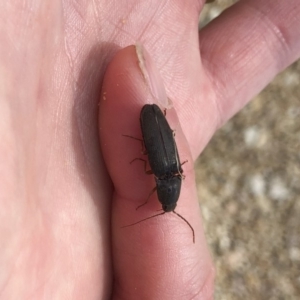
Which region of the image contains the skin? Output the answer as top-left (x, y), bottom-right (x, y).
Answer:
top-left (1, 0), bottom-right (300, 299)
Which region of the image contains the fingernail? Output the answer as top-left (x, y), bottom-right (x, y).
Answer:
top-left (135, 43), bottom-right (172, 108)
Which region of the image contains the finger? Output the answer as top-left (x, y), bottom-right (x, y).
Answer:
top-left (199, 0), bottom-right (300, 126)
top-left (99, 45), bottom-right (214, 300)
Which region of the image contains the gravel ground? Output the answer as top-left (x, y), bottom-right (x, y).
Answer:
top-left (197, 1), bottom-right (300, 299)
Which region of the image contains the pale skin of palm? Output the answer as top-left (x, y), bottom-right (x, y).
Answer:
top-left (1, 1), bottom-right (300, 299)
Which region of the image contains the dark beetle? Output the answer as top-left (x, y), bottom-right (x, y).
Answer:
top-left (123, 104), bottom-right (195, 243)
top-left (141, 104), bottom-right (183, 210)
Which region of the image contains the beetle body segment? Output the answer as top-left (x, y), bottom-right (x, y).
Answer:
top-left (140, 104), bottom-right (182, 178)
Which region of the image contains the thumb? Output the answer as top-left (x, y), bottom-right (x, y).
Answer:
top-left (99, 45), bottom-right (214, 300)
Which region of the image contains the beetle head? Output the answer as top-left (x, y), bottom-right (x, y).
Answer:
top-left (156, 176), bottom-right (182, 212)
top-left (162, 203), bottom-right (176, 212)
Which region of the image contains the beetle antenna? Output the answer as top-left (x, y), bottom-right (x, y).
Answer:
top-left (122, 211), bottom-right (195, 243)
top-left (122, 212), bottom-right (166, 228)
top-left (173, 211), bottom-right (195, 243)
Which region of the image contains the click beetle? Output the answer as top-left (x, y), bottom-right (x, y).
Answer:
top-left (123, 104), bottom-right (195, 243)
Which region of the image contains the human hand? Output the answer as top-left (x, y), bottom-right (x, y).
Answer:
top-left (1, 1), bottom-right (300, 299)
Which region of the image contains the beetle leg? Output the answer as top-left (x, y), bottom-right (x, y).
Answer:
top-left (178, 160), bottom-right (188, 179)
top-left (123, 134), bottom-right (147, 154)
top-left (136, 186), bottom-right (157, 210)
top-left (141, 143), bottom-right (147, 155)
top-left (122, 134), bottom-right (143, 142)
top-left (129, 158), bottom-right (153, 174)
top-left (171, 161), bottom-right (188, 179)
top-left (173, 172), bottom-right (185, 180)
top-left (180, 160), bottom-right (188, 166)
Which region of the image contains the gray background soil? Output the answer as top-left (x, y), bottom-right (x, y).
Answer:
top-left (197, 1), bottom-right (300, 299)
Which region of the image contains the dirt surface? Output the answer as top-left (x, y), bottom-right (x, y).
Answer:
top-left (197, 1), bottom-right (300, 299)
